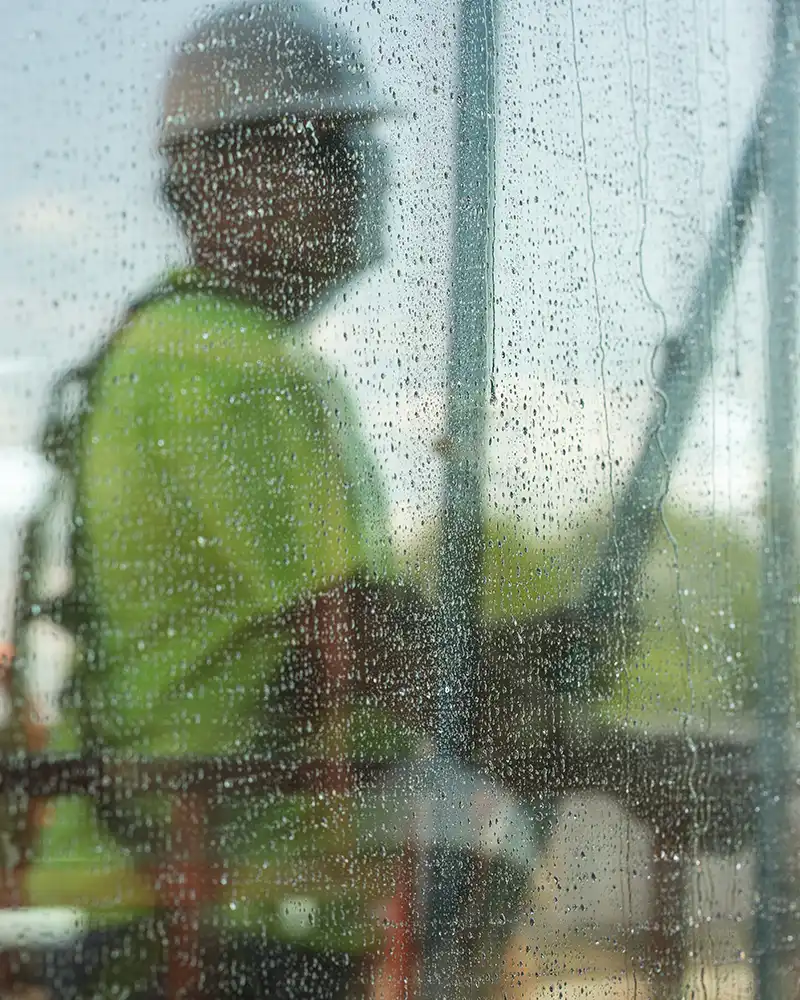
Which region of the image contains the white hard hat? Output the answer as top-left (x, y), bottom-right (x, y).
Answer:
top-left (160, 1), bottom-right (389, 148)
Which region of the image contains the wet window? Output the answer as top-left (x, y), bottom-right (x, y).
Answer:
top-left (0, 1), bottom-right (798, 998)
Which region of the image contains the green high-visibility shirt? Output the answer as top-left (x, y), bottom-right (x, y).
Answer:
top-left (29, 271), bottom-right (413, 954)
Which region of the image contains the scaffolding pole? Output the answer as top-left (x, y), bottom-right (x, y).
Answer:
top-left (424, 0), bottom-right (497, 994)
top-left (568, 112), bottom-right (764, 696)
top-left (754, 2), bottom-right (800, 996)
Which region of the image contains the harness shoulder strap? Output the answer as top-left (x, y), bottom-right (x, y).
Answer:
top-left (14, 278), bottom-right (181, 644)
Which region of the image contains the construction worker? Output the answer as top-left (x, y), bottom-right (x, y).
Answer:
top-left (25, 2), bottom-right (417, 997)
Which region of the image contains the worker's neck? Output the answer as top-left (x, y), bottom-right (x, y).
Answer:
top-left (190, 248), bottom-right (345, 322)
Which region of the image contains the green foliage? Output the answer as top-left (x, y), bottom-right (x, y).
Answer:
top-left (402, 509), bottom-right (762, 723)
top-left (621, 513), bottom-right (760, 721)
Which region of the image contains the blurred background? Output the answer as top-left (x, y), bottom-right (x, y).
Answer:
top-left (0, 1), bottom-right (790, 995)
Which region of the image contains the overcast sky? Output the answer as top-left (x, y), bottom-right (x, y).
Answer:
top-left (0, 0), bottom-right (778, 562)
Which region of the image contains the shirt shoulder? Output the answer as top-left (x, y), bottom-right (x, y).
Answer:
top-left (94, 291), bottom-right (330, 423)
top-left (110, 290), bottom-right (292, 370)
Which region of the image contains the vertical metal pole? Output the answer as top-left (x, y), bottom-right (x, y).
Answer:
top-left (437, 0), bottom-right (496, 747)
top-left (424, 0), bottom-right (496, 994)
top-left (755, 2), bottom-right (799, 996)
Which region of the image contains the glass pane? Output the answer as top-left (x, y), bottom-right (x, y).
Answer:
top-left (0, 1), bottom-right (797, 998)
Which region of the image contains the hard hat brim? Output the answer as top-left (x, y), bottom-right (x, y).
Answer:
top-left (159, 97), bottom-right (402, 151)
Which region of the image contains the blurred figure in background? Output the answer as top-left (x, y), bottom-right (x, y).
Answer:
top-left (25, 2), bottom-right (417, 997)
